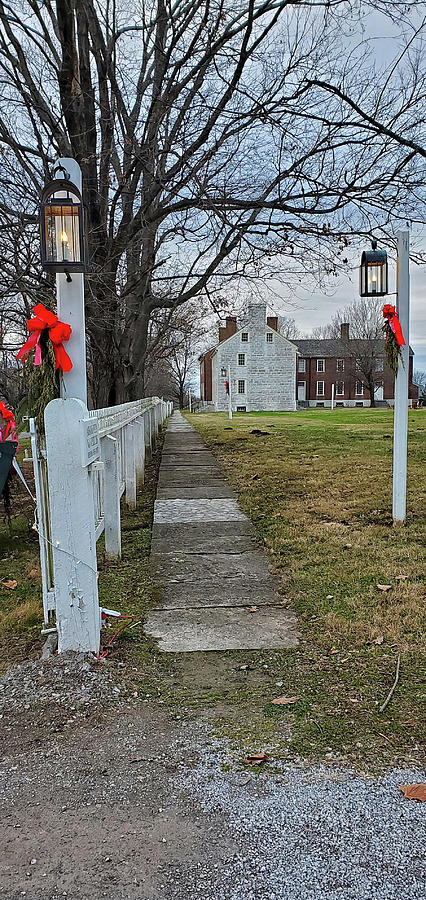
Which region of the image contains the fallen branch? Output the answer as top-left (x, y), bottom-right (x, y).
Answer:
top-left (379, 654), bottom-right (401, 714)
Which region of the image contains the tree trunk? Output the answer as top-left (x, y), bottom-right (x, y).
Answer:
top-left (368, 377), bottom-right (376, 408)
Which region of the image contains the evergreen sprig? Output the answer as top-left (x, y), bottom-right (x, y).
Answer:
top-left (382, 321), bottom-right (403, 378)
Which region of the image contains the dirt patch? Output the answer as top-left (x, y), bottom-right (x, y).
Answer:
top-left (0, 698), bottom-right (234, 900)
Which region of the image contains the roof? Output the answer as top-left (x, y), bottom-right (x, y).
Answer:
top-left (296, 339), bottom-right (414, 357)
top-left (210, 322), bottom-right (298, 355)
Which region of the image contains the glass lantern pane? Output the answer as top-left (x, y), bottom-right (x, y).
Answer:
top-left (44, 205), bottom-right (62, 262)
top-left (368, 263), bottom-right (380, 293)
top-left (64, 208), bottom-right (79, 262)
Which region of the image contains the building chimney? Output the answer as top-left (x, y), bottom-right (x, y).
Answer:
top-left (267, 316), bottom-right (278, 332)
top-left (340, 322), bottom-right (350, 341)
top-left (219, 316), bottom-right (238, 343)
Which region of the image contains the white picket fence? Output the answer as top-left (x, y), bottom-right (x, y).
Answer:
top-left (30, 396), bottom-right (172, 653)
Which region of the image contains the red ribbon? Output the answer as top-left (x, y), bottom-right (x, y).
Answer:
top-left (0, 401), bottom-right (18, 448)
top-left (383, 304), bottom-right (405, 347)
top-left (16, 303), bottom-right (73, 372)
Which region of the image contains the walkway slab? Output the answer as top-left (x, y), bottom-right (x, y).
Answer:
top-left (146, 606), bottom-right (299, 652)
top-left (152, 551), bottom-right (271, 583)
top-left (152, 578), bottom-right (285, 610)
top-left (145, 411), bottom-right (299, 652)
top-left (153, 498), bottom-right (246, 524)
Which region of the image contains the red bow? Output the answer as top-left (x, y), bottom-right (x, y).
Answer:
top-left (0, 401), bottom-right (18, 447)
top-left (16, 303), bottom-right (72, 372)
top-left (382, 304), bottom-right (405, 347)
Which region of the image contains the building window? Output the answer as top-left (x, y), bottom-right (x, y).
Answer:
top-left (336, 401), bottom-right (344, 407)
top-left (238, 380), bottom-right (246, 394)
top-left (241, 332), bottom-right (249, 342)
top-left (238, 353), bottom-right (246, 366)
top-left (317, 359), bottom-right (325, 373)
top-left (236, 406), bottom-right (246, 412)
top-left (356, 380), bottom-right (364, 395)
top-left (336, 381), bottom-right (344, 395)
top-left (298, 359), bottom-right (306, 373)
top-left (316, 381), bottom-right (324, 396)
top-left (376, 358), bottom-right (384, 372)
top-left (336, 358), bottom-right (344, 372)
top-left (266, 332), bottom-right (273, 343)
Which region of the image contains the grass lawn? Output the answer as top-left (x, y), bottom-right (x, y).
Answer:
top-left (181, 407), bottom-right (426, 767)
top-left (1, 408), bottom-right (425, 770)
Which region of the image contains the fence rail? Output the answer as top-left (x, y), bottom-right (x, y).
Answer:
top-left (31, 396), bottom-right (172, 651)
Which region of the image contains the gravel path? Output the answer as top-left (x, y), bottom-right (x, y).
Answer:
top-left (0, 656), bottom-right (424, 899)
top-left (167, 740), bottom-right (426, 900)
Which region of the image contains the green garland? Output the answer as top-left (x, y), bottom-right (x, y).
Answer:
top-left (382, 321), bottom-right (404, 378)
top-left (23, 331), bottom-right (60, 432)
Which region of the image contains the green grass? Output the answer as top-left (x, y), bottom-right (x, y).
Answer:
top-left (0, 441), bottom-right (44, 668)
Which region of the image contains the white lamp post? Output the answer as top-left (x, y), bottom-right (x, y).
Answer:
top-left (221, 367), bottom-right (233, 419)
top-left (359, 233), bottom-right (410, 524)
top-left (392, 230), bottom-right (410, 524)
top-left (40, 158), bottom-right (88, 404)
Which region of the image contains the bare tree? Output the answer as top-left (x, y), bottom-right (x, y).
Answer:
top-left (145, 302), bottom-right (209, 406)
top-left (0, 1), bottom-right (425, 406)
top-left (413, 368), bottom-right (426, 398)
top-left (278, 316), bottom-right (300, 341)
top-left (308, 297), bottom-right (387, 405)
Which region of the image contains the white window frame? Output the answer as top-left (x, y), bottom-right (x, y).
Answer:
top-left (298, 359), bottom-right (306, 373)
top-left (317, 358), bottom-right (325, 373)
top-left (241, 332), bottom-right (249, 343)
top-left (238, 379), bottom-right (246, 395)
top-left (355, 380), bottom-right (364, 396)
top-left (336, 358), bottom-right (344, 372)
top-left (336, 381), bottom-right (344, 396)
top-left (316, 380), bottom-right (325, 396)
top-left (237, 353), bottom-right (246, 366)
top-left (266, 332), bottom-right (274, 343)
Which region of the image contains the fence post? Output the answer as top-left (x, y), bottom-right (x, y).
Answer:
top-left (150, 406), bottom-right (157, 449)
top-left (144, 408), bottom-right (152, 457)
top-left (44, 398), bottom-right (100, 654)
top-left (101, 434), bottom-right (121, 559)
top-left (135, 415), bottom-right (145, 484)
top-left (125, 422), bottom-right (137, 508)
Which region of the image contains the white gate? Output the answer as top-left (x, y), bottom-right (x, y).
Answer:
top-left (31, 396), bottom-right (172, 653)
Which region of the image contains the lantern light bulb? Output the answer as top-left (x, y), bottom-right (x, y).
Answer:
top-left (60, 231), bottom-right (69, 243)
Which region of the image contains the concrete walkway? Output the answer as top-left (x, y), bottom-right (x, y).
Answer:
top-left (145, 411), bottom-right (299, 652)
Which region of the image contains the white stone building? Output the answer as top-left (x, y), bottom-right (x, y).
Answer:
top-left (203, 302), bottom-right (297, 412)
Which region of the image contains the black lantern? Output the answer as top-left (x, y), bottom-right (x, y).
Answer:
top-left (40, 164), bottom-right (88, 276)
top-left (221, 367), bottom-right (227, 377)
top-left (359, 240), bottom-right (388, 297)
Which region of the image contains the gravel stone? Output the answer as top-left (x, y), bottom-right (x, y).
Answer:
top-left (166, 737), bottom-right (426, 900)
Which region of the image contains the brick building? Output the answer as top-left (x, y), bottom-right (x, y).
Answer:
top-left (296, 324), bottom-right (417, 407)
top-left (199, 306), bottom-right (418, 410)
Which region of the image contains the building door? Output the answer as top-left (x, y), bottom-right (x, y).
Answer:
top-left (374, 382), bottom-right (384, 401)
top-left (298, 381), bottom-right (306, 402)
